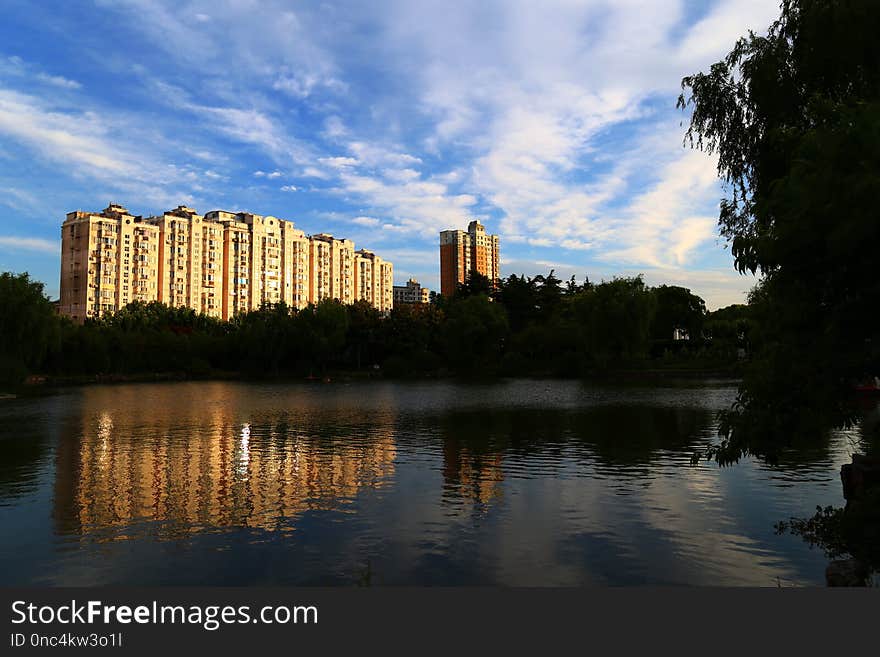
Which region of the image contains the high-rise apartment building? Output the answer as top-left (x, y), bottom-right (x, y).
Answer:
top-left (393, 278), bottom-right (431, 305)
top-left (309, 233), bottom-right (355, 305)
top-left (204, 210), bottom-right (252, 319)
top-left (354, 249), bottom-right (394, 313)
top-left (60, 204), bottom-right (393, 322)
top-left (439, 220), bottom-right (500, 296)
top-left (153, 205), bottom-right (203, 311)
top-left (60, 204), bottom-right (160, 322)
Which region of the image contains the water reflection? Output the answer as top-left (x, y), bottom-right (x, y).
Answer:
top-left (0, 380), bottom-right (873, 585)
top-left (52, 385), bottom-right (396, 540)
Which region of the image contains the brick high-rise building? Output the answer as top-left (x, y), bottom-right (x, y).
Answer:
top-left (60, 204), bottom-right (393, 322)
top-left (439, 220), bottom-right (500, 296)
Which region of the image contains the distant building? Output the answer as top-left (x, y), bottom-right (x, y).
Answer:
top-left (439, 219), bottom-right (500, 296)
top-left (60, 204), bottom-right (393, 322)
top-left (308, 233), bottom-right (355, 306)
top-left (393, 278), bottom-right (431, 305)
top-left (354, 249), bottom-right (394, 313)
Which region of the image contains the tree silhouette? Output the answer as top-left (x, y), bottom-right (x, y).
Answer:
top-left (679, 0), bottom-right (880, 463)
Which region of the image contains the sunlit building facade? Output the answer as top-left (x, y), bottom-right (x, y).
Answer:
top-left (60, 204), bottom-right (393, 322)
top-left (308, 233), bottom-right (355, 305)
top-left (393, 278), bottom-right (431, 305)
top-left (60, 204), bottom-right (160, 322)
top-left (439, 219), bottom-right (500, 296)
top-left (152, 205), bottom-right (203, 311)
top-left (354, 249), bottom-right (394, 313)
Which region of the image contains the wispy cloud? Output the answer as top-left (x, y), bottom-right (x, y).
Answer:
top-left (0, 235), bottom-right (60, 254)
top-left (0, 0), bottom-right (782, 308)
top-left (0, 55), bottom-right (81, 89)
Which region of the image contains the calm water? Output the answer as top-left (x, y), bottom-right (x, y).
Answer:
top-left (0, 380), bottom-right (870, 586)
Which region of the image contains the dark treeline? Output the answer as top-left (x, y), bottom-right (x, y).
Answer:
top-left (0, 270), bottom-right (750, 386)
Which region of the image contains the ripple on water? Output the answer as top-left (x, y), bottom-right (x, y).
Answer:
top-left (0, 380), bottom-right (871, 585)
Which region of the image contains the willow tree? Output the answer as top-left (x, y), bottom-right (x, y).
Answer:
top-left (678, 0), bottom-right (880, 463)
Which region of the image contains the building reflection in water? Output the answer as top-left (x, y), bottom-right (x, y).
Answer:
top-left (53, 385), bottom-right (397, 541)
top-left (442, 441), bottom-right (504, 509)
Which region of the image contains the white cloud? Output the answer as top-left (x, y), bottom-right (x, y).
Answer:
top-left (361, 0), bottom-right (780, 264)
top-left (280, 185), bottom-right (298, 192)
top-left (598, 147), bottom-right (722, 268)
top-left (0, 236), bottom-right (60, 254)
top-left (0, 89), bottom-right (143, 178)
top-left (0, 88), bottom-right (208, 209)
top-left (331, 169), bottom-right (480, 238)
top-left (0, 55), bottom-right (81, 90)
top-left (383, 168), bottom-right (420, 183)
top-left (319, 156), bottom-right (359, 168)
top-left (301, 166), bottom-right (331, 179)
top-left (0, 186), bottom-right (41, 211)
top-left (323, 116), bottom-right (347, 139)
top-left (1, 0), bottom-right (784, 296)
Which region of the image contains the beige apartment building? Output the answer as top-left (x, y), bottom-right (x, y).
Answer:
top-left (354, 249), bottom-right (394, 313)
top-left (152, 206), bottom-right (204, 311)
top-left (439, 219), bottom-right (500, 296)
top-left (393, 278), bottom-right (431, 305)
top-left (60, 204), bottom-right (160, 322)
top-left (60, 204), bottom-right (393, 322)
top-left (308, 233), bottom-right (355, 305)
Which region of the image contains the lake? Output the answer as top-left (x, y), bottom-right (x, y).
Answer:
top-left (0, 379), bottom-right (867, 586)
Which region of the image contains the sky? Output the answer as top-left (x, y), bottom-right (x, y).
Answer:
top-left (0, 0), bottom-right (780, 309)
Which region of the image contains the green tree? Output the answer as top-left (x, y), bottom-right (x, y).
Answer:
top-left (571, 276), bottom-right (656, 369)
top-left (650, 285), bottom-right (706, 341)
top-left (0, 272), bottom-right (59, 385)
top-left (704, 304), bottom-right (751, 356)
top-left (679, 0), bottom-right (880, 463)
top-left (455, 271), bottom-right (494, 298)
top-left (297, 299), bottom-right (350, 374)
top-left (346, 300), bottom-right (382, 369)
top-left (532, 270), bottom-right (563, 317)
top-left (494, 274), bottom-right (539, 332)
top-left (441, 294), bottom-right (509, 375)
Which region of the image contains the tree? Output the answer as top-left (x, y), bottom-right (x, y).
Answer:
top-left (571, 276), bottom-right (656, 368)
top-left (532, 270), bottom-right (563, 317)
top-left (678, 0), bottom-right (880, 463)
top-left (346, 300), bottom-right (382, 369)
top-left (441, 294), bottom-right (509, 375)
top-left (455, 271), bottom-right (494, 298)
top-left (494, 274), bottom-right (539, 332)
top-left (0, 272), bottom-right (59, 385)
top-left (650, 285), bottom-right (706, 341)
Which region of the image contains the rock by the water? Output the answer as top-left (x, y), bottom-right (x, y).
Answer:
top-left (826, 559), bottom-right (868, 586)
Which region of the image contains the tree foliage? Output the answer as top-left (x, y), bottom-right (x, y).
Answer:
top-left (0, 272), bottom-right (59, 384)
top-left (1, 269), bottom-right (745, 388)
top-left (679, 0), bottom-right (880, 463)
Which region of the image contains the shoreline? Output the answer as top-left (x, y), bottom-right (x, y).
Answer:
top-left (9, 367), bottom-right (743, 392)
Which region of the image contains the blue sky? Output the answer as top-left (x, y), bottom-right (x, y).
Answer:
top-left (0, 0), bottom-right (779, 308)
